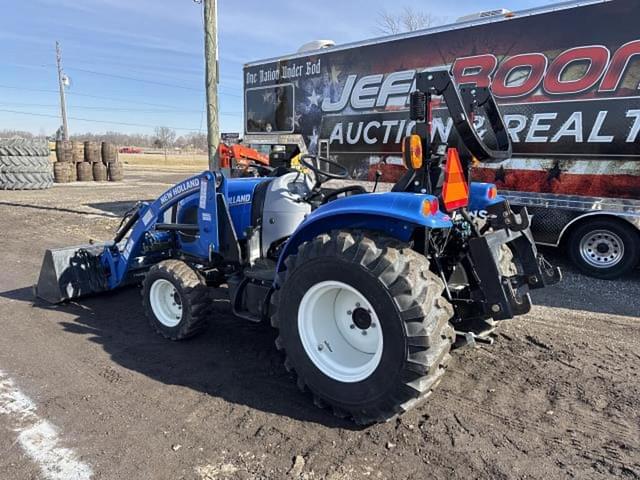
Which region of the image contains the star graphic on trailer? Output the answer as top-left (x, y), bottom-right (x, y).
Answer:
top-left (308, 129), bottom-right (319, 151)
top-left (307, 89), bottom-right (321, 106)
top-left (330, 65), bottom-right (341, 85)
top-left (262, 90), bottom-right (275, 104)
top-left (293, 112), bottom-right (303, 128)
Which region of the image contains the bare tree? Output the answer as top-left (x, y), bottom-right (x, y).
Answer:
top-left (375, 7), bottom-right (437, 35)
top-left (154, 126), bottom-right (176, 161)
top-left (185, 132), bottom-right (207, 151)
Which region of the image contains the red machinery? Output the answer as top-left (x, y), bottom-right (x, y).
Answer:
top-left (218, 143), bottom-right (270, 176)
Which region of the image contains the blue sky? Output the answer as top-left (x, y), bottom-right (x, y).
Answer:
top-left (2, 0), bottom-right (554, 137)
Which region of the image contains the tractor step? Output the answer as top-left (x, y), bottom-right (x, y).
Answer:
top-left (244, 258), bottom-right (276, 282)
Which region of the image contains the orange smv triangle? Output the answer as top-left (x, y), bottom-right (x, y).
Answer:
top-left (442, 148), bottom-right (469, 211)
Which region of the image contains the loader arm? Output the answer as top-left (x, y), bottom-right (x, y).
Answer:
top-left (36, 171), bottom-right (220, 303)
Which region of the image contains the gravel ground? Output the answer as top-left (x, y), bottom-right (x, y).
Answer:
top-left (0, 169), bottom-right (638, 480)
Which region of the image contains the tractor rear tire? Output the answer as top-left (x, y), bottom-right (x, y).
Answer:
top-left (271, 231), bottom-right (454, 424)
top-left (142, 260), bottom-right (212, 340)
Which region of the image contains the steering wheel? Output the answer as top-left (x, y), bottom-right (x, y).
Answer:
top-left (299, 154), bottom-right (349, 183)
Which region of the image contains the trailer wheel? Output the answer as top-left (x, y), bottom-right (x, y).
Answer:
top-left (567, 218), bottom-right (640, 279)
top-left (271, 231), bottom-right (454, 424)
top-left (142, 260), bottom-right (211, 340)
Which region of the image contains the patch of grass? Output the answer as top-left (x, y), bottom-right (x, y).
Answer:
top-left (120, 153), bottom-right (208, 168)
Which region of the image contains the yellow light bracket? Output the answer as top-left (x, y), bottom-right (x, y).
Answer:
top-left (402, 135), bottom-right (423, 170)
top-left (442, 148), bottom-right (469, 211)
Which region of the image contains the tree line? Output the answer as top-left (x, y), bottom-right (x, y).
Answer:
top-left (0, 128), bottom-right (207, 151)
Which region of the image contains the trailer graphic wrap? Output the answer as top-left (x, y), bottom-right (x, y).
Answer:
top-left (244, 0), bottom-right (640, 199)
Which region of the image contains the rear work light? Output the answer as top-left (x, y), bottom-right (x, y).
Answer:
top-left (442, 148), bottom-right (469, 211)
top-left (402, 135), bottom-right (423, 170)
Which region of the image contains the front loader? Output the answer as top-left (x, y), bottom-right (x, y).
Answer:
top-left (36, 69), bottom-right (560, 425)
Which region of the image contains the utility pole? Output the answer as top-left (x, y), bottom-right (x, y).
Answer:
top-left (202, 0), bottom-right (220, 171)
top-left (55, 41), bottom-right (69, 141)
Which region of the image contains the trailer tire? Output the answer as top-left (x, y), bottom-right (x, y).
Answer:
top-left (142, 260), bottom-right (211, 340)
top-left (271, 231), bottom-right (454, 424)
top-left (567, 218), bottom-right (640, 279)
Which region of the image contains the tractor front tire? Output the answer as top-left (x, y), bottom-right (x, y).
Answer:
top-left (271, 231), bottom-right (454, 424)
top-left (142, 260), bottom-right (211, 340)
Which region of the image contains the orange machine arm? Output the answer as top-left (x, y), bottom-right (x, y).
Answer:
top-left (218, 143), bottom-right (269, 169)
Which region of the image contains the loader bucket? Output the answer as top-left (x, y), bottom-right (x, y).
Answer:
top-left (35, 243), bottom-right (110, 304)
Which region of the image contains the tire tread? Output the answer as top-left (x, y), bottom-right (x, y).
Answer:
top-left (141, 260), bottom-right (212, 340)
top-left (271, 230), bottom-right (454, 424)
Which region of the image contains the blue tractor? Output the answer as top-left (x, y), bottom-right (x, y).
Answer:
top-left (36, 70), bottom-right (560, 424)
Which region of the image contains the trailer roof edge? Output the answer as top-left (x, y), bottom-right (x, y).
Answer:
top-left (243, 0), bottom-right (611, 68)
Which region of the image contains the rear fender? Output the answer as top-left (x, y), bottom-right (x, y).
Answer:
top-left (275, 192), bottom-right (452, 280)
top-left (469, 182), bottom-right (504, 212)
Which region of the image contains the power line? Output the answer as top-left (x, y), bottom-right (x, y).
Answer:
top-left (0, 102), bottom-right (203, 114)
top-left (7, 63), bottom-right (242, 96)
top-left (66, 66), bottom-right (242, 97)
top-left (0, 84), bottom-right (199, 109)
top-left (0, 108), bottom-right (205, 132)
top-left (65, 66), bottom-right (203, 92)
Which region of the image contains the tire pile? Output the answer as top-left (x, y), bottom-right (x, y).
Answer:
top-left (0, 138), bottom-right (53, 190)
top-left (54, 140), bottom-right (124, 183)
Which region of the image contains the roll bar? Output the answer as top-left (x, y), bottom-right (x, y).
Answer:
top-left (413, 68), bottom-right (512, 162)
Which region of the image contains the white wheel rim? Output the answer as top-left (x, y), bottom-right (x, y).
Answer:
top-left (298, 280), bottom-right (383, 383)
top-left (149, 279), bottom-right (183, 327)
top-left (579, 229), bottom-right (625, 268)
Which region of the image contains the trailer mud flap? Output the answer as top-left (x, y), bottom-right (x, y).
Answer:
top-left (35, 244), bottom-right (109, 304)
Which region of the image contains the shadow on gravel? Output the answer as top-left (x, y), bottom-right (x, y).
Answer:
top-left (528, 247), bottom-right (640, 318)
top-left (86, 200), bottom-right (154, 217)
top-left (0, 286), bottom-right (35, 302)
top-left (0, 201), bottom-right (118, 219)
top-left (35, 286), bottom-right (357, 430)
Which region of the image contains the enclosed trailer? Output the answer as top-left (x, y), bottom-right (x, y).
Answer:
top-left (243, 0), bottom-right (640, 278)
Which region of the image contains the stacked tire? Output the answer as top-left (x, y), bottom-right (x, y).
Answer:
top-left (102, 142), bottom-right (124, 182)
top-left (0, 139), bottom-right (54, 190)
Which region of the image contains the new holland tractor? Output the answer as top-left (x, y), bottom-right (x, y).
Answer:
top-left (36, 69), bottom-right (560, 424)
